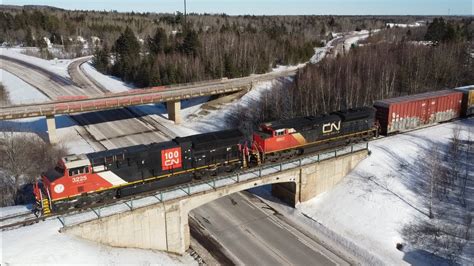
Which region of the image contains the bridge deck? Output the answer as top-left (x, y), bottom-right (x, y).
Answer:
top-left (0, 69), bottom-right (296, 120)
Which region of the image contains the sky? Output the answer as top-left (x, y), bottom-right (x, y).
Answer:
top-left (2, 0), bottom-right (473, 16)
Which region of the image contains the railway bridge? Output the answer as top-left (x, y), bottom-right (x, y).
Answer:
top-left (59, 144), bottom-right (368, 254)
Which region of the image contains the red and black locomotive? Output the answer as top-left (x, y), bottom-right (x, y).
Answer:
top-left (33, 107), bottom-right (377, 215)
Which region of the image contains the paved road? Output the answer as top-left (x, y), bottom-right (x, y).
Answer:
top-left (0, 57), bottom-right (81, 98)
top-left (67, 55), bottom-right (108, 94)
top-left (1, 55), bottom-right (171, 149)
top-left (190, 192), bottom-right (350, 265)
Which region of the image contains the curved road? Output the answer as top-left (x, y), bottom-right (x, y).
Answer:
top-left (1, 55), bottom-right (170, 150)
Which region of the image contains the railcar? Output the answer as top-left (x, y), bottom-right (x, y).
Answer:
top-left (251, 107), bottom-right (377, 162)
top-left (454, 86), bottom-right (474, 117)
top-left (374, 90), bottom-right (463, 135)
top-left (33, 129), bottom-right (245, 214)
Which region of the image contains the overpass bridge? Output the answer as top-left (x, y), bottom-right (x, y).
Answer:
top-left (58, 143), bottom-right (368, 255)
top-left (0, 68), bottom-right (297, 143)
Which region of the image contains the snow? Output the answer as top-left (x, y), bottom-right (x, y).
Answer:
top-left (0, 47), bottom-right (72, 78)
top-left (0, 219), bottom-right (196, 265)
top-left (310, 35), bottom-right (343, 64)
top-left (0, 205), bottom-right (31, 218)
top-left (184, 80), bottom-right (277, 133)
top-left (81, 61), bottom-right (134, 93)
top-left (0, 69), bottom-right (49, 105)
top-left (386, 21), bottom-right (425, 28)
top-left (298, 119), bottom-right (473, 265)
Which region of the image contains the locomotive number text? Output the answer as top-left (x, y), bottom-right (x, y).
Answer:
top-left (161, 147), bottom-right (182, 171)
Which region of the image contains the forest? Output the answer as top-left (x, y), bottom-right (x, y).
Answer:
top-left (1, 5), bottom-right (433, 86)
top-left (227, 18), bottom-right (473, 132)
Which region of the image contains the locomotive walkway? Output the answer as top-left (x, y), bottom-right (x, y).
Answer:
top-left (58, 143), bottom-right (368, 255)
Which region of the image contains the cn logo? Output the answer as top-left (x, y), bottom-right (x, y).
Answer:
top-left (323, 121), bottom-right (341, 134)
top-left (161, 147), bottom-right (182, 171)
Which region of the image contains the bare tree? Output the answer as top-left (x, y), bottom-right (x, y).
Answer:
top-left (0, 131), bottom-right (68, 206)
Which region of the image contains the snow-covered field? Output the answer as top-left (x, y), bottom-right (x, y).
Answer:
top-left (0, 69), bottom-right (49, 105)
top-left (0, 219), bottom-right (196, 265)
top-left (299, 119), bottom-right (473, 265)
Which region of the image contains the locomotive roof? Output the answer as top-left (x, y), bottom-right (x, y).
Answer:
top-left (175, 129), bottom-right (244, 150)
top-left (263, 114), bottom-right (340, 131)
top-left (86, 144), bottom-right (148, 161)
top-left (332, 107), bottom-right (375, 121)
top-left (374, 90), bottom-right (460, 107)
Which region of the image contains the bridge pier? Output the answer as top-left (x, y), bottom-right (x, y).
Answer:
top-left (167, 100), bottom-right (182, 124)
top-left (46, 115), bottom-right (58, 144)
top-left (61, 150), bottom-right (368, 255)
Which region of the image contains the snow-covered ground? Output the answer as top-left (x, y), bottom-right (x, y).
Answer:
top-left (298, 119), bottom-right (473, 265)
top-left (1, 47), bottom-right (72, 78)
top-left (0, 219), bottom-right (196, 265)
top-left (0, 69), bottom-right (49, 105)
top-left (386, 21), bottom-right (425, 28)
top-left (81, 61), bottom-right (134, 93)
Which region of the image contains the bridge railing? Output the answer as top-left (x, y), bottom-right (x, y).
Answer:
top-left (57, 142), bottom-right (369, 227)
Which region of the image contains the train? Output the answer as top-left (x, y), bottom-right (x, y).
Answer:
top-left (33, 87), bottom-right (474, 215)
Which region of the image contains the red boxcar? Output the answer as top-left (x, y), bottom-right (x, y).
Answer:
top-left (374, 90), bottom-right (463, 135)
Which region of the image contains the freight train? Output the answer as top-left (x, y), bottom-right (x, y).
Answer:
top-left (33, 87), bottom-right (474, 215)
top-left (33, 107), bottom-right (377, 215)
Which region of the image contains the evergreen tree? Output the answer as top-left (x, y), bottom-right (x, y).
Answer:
top-left (148, 27), bottom-right (167, 54)
top-left (425, 18), bottom-right (447, 42)
top-left (92, 45), bottom-right (110, 73)
top-left (181, 30), bottom-right (199, 56)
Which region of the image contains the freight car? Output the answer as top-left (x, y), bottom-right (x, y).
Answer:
top-left (33, 129), bottom-right (245, 214)
top-left (454, 86), bottom-right (474, 117)
top-left (374, 90), bottom-right (463, 135)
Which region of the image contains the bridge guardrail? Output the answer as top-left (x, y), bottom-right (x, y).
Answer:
top-left (58, 142), bottom-right (368, 227)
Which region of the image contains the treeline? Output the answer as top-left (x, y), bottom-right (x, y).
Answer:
top-left (0, 5), bottom-right (407, 46)
top-left (94, 25), bottom-right (316, 86)
top-left (228, 19), bottom-right (473, 130)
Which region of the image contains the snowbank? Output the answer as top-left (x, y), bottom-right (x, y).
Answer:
top-left (0, 219), bottom-right (196, 265)
top-left (1, 47), bottom-right (72, 78)
top-left (299, 119), bottom-right (473, 265)
top-left (81, 61), bottom-right (135, 93)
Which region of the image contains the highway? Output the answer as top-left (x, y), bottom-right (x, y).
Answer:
top-left (0, 55), bottom-right (171, 149)
top-left (191, 192), bottom-right (350, 265)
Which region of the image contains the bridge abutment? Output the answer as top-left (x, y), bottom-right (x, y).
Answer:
top-left (61, 150), bottom-right (367, 255)
top-left (167, 100), bottom-right (182, 124)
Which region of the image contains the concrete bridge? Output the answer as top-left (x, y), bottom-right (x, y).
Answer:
top-left (60, 144), bottom-right (368, 255)
top-left (0, 68), bottom-right (296, 143)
